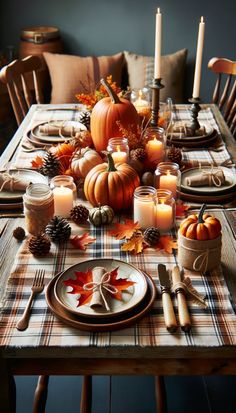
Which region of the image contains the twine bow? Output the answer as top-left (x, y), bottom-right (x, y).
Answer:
top-left (83, 271), bottom-right (118, 311)
top-left (0, 172), bottom-right (20, 192)
top-left (172, 277), bottom-right (207, 308)
top-left (42, 122), bottom-right (77, 138)
top-left (202, 166), bottom-right (224, 187)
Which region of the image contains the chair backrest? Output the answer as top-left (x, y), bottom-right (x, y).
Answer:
top-left (0, 55), bottom-right (44, 126)
top-left (208, 57), bottom-right (236, 136)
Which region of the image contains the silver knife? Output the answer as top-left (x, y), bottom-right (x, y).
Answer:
top-left (158, 264), bottom-right (178, 333)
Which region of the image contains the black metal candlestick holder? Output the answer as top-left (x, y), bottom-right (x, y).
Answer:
top-left (188, 97), bottom-right (201, 135)
top-left (150, 78), bottom-right (164, 126)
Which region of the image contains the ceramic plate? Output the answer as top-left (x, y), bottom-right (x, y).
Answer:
top-left (31, 120), bottom-right (87, 143)
top-left (54, 259), bottom-right (148, 318)
top-left (167, 121), bottom-right (214, 142)
top-left (181, 166), bottom-right (236, 195)
top-left (46, 271), bottom-right (156, 332)
top-left (0, 169), bottom-right (48, 201)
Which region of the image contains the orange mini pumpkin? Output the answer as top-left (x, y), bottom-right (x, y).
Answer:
top-left (179, 204), bottom-right (221, 240)
top-left (84, 154), bottom-right (140, 211)
top-left (90, 78), bottom-right (139, 152)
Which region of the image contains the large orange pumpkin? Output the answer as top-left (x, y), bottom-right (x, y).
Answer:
top-left (179, 204), bottom-right (221, 240)
top-left (90, 78), bottom-right (139, 152)
top-left (84, 154), bottom-right (140, 211)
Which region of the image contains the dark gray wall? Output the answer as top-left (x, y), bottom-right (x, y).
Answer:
top-left (0, 0), bottom-right (235, 102)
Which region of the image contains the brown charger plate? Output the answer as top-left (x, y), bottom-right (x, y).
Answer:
top-left (179, 189), bottom-right (236, 203)
top-left (167, 130), bottom-right (217, 148)
top-left (45, 271), bottom-right (156, 332)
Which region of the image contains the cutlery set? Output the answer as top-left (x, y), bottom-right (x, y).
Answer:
top-left (158, 264), bottom-right (191, 333)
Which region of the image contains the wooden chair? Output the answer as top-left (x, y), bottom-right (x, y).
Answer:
top-left (0, 55), bottom-right (44, 126)
top-left (208, 57), bottom-right (236, 136)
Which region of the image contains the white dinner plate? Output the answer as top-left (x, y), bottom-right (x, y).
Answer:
top-left (31, 120), bottom-right (87, 143)
top-left (0, 169), bottom-right (48, 201)
top-left (54, 259), bottom-right (148, 318)
top-left (181, 166), bottom-right (236, 195)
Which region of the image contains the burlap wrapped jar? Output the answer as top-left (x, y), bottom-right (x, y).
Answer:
top-left (178, 230), bottom-right (222, 273)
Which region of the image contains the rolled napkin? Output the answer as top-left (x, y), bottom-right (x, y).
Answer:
top-left (186, 169), bottom-right (226, 187)
top-left (83, 267), bottom-right (118, 311)
top-left (39, 122), bottom-right (82, 137)
top-left (0, 172), bottom-right (30, 192)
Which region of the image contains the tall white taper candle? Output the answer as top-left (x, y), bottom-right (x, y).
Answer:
top-left (154, 7), bottom-right (162, 79)
top-left (192, 16), bottom-right (205, 99)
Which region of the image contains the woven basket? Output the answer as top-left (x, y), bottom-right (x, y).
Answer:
top-left (178, 230), bottom-right (222, 273)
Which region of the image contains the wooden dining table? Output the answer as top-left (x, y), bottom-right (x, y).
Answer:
top-left (0, 103), bottom-right (236, 413)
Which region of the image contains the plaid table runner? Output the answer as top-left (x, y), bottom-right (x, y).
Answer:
top-left (13, 105), bottom-right (234, 170)
top-left (0, 209), bottom-right (236, 349)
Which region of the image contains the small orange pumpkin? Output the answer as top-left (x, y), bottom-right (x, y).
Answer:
top-left (84, 154), bottom-right (140, 211)
top-left (90, 78), bottom-right (139, 152)
top-left (179, 204), bottom-right (221, 240)
top-left (71, 147), bottom-right (103, 178)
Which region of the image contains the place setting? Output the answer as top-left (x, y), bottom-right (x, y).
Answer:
top-left (45, 258), bottom-right (156, 331)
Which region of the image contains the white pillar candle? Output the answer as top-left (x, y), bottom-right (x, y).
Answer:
top-left (53, 186), bottom-right (73, 218)
top-left (145, 138), bottom-right (164, 163)
top-left (112, 150), bottom-right (128, 164)
top-left (134, 196), bottom-right (156, 229)
top-left (154, 7), bottom-right (162, 79)
top-left (159, 172), bottom-right (177, 198)
top-left (192, 16), bottom-right (205, 99)
top-left (156, 203), bottom-right (173, 231)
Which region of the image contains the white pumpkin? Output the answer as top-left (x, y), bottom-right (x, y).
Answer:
top-left (71, 147), bottom-right (103, 178)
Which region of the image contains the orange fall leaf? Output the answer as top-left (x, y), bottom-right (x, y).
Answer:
top-left (109, 219), bottom-right (141, 240)
top-left (70, 233), bottom-right (96, 250)
top-left (31, 155), bottom-right (44, 168)
top-left (176, 201), bottom-right (190, 218)
top-left (121, 234), bottom-right (146, 254)
top-left (155, 235), bottom-right (178, 254)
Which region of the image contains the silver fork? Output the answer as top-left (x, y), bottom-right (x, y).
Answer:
top-left (16, 269), bottom-right (45, 331)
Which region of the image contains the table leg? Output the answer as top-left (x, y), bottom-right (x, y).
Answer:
top-left (155, 376), bottom-right (167, 413)
top-left (32, 375), bottom-right (49, 413)
top-left (0, 358), bottom-right (16, 413)
top-left (80, 375), bottom-right (92, 413)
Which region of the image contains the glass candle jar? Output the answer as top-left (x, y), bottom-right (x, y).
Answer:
top-left (133, 186), bottom-right (157, 229)
top-left (143, 126), bottom-right (165, 169)
top-left (23, 183), bottom-right (54, 235)
top-left (154, 162), bottom-right (181, 200)
top-left (107, 137), bottom-right (129, 164)
top-left (131, 87), bottom-right (151, 121)
top-left (50, 175), bottom-right (77, 201)
top-left (155, 189), bottom-right (175, 232)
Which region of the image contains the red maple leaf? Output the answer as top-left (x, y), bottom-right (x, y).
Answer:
top-left (176, 201), bottom-right (190, 218)
top-left (109, 219), bottom-right (141, 240)
top-left (63, 266), bottom-right (135, 306)
top-left (70, 233), bottom-right (96, 250)
top-left (155, 235), bottom-right (178, 254)
top-left (31, 155), bottom-right (44, 168)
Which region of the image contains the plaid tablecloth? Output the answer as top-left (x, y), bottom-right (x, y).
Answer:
top-left (13, 105), bottom-right (234, 170)
top-left (0, 209), bottom-right (236, 349)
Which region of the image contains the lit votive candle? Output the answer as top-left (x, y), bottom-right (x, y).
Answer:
top-left (145, 138), bottom-right (164, 163)
top-left (155, 189), bottom-right (175, 231)
top-left (53, 186), bottom-right (73, 218)
top-left (133, 186), bottom-right (157, 229)
top-left (111, 146), bottom-right (128, 164)
top-left (159, 171), bottom-right (177, 198)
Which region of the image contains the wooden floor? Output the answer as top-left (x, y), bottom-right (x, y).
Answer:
top-left (15, 375), bottom-right (236, 412)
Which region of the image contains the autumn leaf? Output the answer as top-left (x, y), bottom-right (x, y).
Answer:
top-left (70, 233), bottom-right (96, 250)
top-left (176, 201), bottom-right (190, 218)
top-left (31, 155), bottom-right (43, 168)
top-left (63, 269), bottom-right (93, 306)
top-left (121, 234), bottom-right (146, 254)
top-left (109, 219), bottom-right (141, 240)
top-left (63, 266), bottom-right (135, 306)
top-left (155, 235), bottom-right (178, 254)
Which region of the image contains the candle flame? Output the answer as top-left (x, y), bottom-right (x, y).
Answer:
top-left (138, 90), bottom-right (143, 99)
top-left (167, 170), bottom-right (171, 176)
top-left (157, 7), bottom-right (161, 14)
top-left (116, 145), bottom-right (121, 152)
top-left (200, 16), bottom-right (204, 22)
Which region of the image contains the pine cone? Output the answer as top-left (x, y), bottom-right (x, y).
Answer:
top-left (13, 227), bottom-right (25, 241)
top-left (79, 111), bottom-right (91, 130)
top-left (40, 152), bottom-right (62, 177)
top-left (130, 148), bottom-right (147, 162)
top-left (28, 234), bottom-right (51, 256)
top-left (167, 145), bottom-right (182, 165)
top-left (143, 227), bottom-right (160, 246)
top-left (70, 204), bottom-right (89, 224)
top-left (45, 216), bottom-right (71, 242)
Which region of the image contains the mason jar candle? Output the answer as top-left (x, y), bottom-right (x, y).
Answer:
top-left (50, 175), bottom-right (77, 201)
top-left (155, 189), bottom-right (175, 231)
top-left (133, 186), bottom-right (157, 229)
top-left (131, 87), bottom-right (151, 121)
top-left (23, 183), bottom-right (54, 235)
top-left (107, 137), bottom-right (129, 164)
top-left (154, 162), bottom-right (181, 199)
top-left (143, 126), bottom-right (165, 169)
